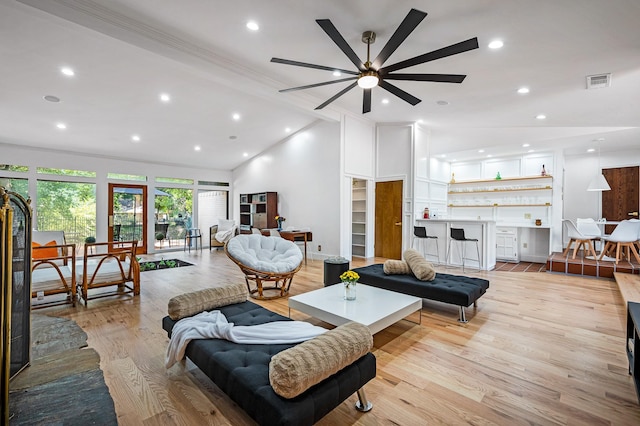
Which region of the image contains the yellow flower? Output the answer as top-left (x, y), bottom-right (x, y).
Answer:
top-left (340, 270), bottom-right (359, 283)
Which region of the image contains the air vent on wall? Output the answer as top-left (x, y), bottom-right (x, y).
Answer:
top-left (586, 73), bottom-right (611, 89)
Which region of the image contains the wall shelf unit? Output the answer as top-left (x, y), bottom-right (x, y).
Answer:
top-left (351, 179), bottom-right (367, 258)
top-left (239, 191), bottom-right (277, 232)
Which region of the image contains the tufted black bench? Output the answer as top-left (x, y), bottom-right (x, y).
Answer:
top-left (352, 264), bottom-right (489, 322)
top-left (162, 300), bottom-right (376, 426)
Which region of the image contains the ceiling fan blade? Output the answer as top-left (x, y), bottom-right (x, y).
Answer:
top-left (316, 19), bottom-right (366, 72)
top-left (378, 80), bottom-right (421, 106)
top-left (380, 37), bottom-right (479, 74)
top-left (270, 58), bottom-right (359, 75)
top-left (279, 77), bottom-right (357, 93)
top-left (315, 82), bottom-right (358, 110)
top-left (372, 8), bottom-right (428, 70)
top-left (363, 89), bottom-right (372, 113)
top-left (384, 73), bottom-right (466, 83)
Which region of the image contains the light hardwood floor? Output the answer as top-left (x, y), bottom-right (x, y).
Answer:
top-left (33, 250), bottom-right (640, 425)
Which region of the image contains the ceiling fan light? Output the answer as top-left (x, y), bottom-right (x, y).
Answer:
top-left (358, 72), bottom-right (379, 89)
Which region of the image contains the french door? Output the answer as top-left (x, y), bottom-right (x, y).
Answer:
top-left (108, 184), bottom-right (147, 254)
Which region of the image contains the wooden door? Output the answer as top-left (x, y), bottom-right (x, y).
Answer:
top-left (375, 180), bottom-right (403, 259)
top-left (602, 166), bottom-right (639, 234)
top-left (108, 184), bottom-right (147, 254)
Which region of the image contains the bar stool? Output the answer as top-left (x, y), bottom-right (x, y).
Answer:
top-left (446, 227), bottom-right (481, 272)
top-left (411, 226), bottom-right (440, 264)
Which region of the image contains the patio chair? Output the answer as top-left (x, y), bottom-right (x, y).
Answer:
top-left (31, 230), bottom-right (77, 308)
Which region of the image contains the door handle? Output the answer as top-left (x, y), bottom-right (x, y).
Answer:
top-left (394, 222), bottom-right (402, 226)
top-left (629, 211), bottom-right (639, 217)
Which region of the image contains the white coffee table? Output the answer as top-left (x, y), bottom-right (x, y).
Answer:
top-left (288, 283), bottom-right (422, 334)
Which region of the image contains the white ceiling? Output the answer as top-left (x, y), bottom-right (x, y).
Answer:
top-left (1, 0), bottom-right (639, 169)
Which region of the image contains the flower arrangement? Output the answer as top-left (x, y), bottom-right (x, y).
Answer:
top-left (275, 215), bottom-right (286, 230)
top-left (340, 270), bottom-right (359, 300)
top-left (340, 270), bottom-right (359, 283)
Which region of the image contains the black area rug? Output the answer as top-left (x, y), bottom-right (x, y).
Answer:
top-left (139, 258), bottom-right (193, 272)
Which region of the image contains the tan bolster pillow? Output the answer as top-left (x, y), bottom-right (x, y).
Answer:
top-left (403, 248), bottom-right (436, 281)
top-left (168, 282), bottom-right (248, 320)
top-left (269, 322), bottom-right (373, 399)
top-left (383, 259), bottom-right (412, 275)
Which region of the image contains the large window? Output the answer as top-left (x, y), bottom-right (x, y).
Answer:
top-left (155, 187), bottom-right (193, 248)
top-left (36, 180), bottom-right (96, 251)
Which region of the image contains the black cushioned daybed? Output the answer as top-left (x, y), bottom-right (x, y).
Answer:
top-left (352, 264), bottom-right (489, 322)
top-left (162, 297), bottom-right (376, 426)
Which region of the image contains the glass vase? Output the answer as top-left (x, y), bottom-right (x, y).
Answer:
top-left (343, 281), bottom-right (357, 300)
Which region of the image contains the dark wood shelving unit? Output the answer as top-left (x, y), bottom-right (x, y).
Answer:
top-left (239, 192), bottom-right (277, 232)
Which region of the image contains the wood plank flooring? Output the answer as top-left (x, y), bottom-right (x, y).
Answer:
top-left (24, 250), bottom-right (640, 425)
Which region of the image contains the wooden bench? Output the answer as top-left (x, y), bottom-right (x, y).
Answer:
top-left (614, 272), bottom-right (640, 305)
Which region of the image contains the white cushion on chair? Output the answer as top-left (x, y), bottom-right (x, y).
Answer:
top-left (226, 234), bottom-right (302, 273)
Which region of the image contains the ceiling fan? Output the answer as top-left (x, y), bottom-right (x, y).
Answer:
top-left (271, 8), bottom-right (479, 113)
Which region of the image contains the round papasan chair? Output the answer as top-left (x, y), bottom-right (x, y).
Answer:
top-left (225, 234), bottom-right (303, 300)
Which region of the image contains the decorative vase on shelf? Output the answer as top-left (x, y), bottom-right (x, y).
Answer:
top-left (541, 164), bottom-right (547, 176)
top-left (496, 171), bottom-right (502, 180)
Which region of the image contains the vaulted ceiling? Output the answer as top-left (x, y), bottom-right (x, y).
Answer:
top-left (1, 0), bottom-right (639, 169)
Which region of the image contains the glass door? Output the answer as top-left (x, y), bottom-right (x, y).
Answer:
top-left (109, 184), bottom-right (147, 254)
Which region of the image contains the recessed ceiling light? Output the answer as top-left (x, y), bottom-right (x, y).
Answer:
top-left (478, 149), bottom-right (485, 153)
top-left (56, 122), bottom-right (66, 130)
top-left (517, 87), bottom-right (530, 94)
top-left (246, 21), bottom-right (259, 31)
top-left (43, 95), bottom-right (61, 103)
top-left (487, 154), bottom-right (493, 158)
top-left (528, 149), bottom-right (535, 153)
top-left (488, 40), bottom-right (504, 49)
top-left (381, 98), bottom-right (390, 104)
top-left (522, 143), bottom-right (530, 147)
top-left (229, 135), bottom-right (237, 140)
top-left (285, 127), bottom-right (291, 133)
top-left (131, 135), bottom-right (141, 142)
top-left (243, 152), bottom-right (248, 157)
top-left (417, 119), bottom-right (424, 123)
top-left (439, 154), bottom-right (447, 158)
top-left (436, 100), bottom-right (449, 106)
top-left (232, 113), bottom-right (241, 121)
top-left (333, 71), bottom-right (341, 77)
top-left (536, 114), bottom-right (546, 120)
top-left (159, 93), bottom-right (171, 102)
top-left (60, 67), bottom-right (75, 77)
top-left (194, 145), bottom-right (201, 151)
top-left (587, 148), bottom-right (596, 153)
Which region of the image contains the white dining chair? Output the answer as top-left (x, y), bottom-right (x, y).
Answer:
top-left (562, 219), bottom-right (598, 259)
top-left (576, 218), bottom-right (602, 253)
top-left (599, 219), bottom-right (640, 264)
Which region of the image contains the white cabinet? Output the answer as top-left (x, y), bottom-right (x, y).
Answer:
top-left (496, 227), bottom-right (518, 262)
top-left (351, 179), bottom-right (367, 257)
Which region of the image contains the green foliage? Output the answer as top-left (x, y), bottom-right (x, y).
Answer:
top-left (36, 167), bottom-right (96, 177)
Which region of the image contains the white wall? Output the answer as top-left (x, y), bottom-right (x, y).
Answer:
top-left (232, 120), bottom-right (341, 258)
top-left (0, 142), bottom-right (231, 252)
top-left (563, 147), bottom-right (640, 245)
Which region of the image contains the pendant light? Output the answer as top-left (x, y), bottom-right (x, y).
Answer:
top-left (587, 139), bottom-right (610, 191)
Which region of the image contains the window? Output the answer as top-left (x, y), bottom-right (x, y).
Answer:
top-left (156, 177), bottom-right (194, 185)
top-left (0, 164), bottom-right (28, 172)
top-left (108, 173), bottom-right (147, 182)
top-left (36, 180), bottom-right (96, 250)
top-left (155, 187), bottom-right (193, 248)
top-left (37, 167), bottom-right (96, 178)
top-left (0, 178), bottom-right (28, 199)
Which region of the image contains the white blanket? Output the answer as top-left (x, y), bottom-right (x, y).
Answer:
top-left (165, 311), bottom-right (327, 368)
top-left (215, 227), bottom-right (235, 243)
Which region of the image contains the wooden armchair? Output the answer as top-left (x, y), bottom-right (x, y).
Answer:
top-left (78, 241), bottom-right (140, 304)
top-left (31, 233), bottom-right (77, 308)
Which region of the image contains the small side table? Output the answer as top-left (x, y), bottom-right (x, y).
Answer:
top-left (627, 301), bottom-right (640, 403)
top-left (323, 257), bottom-right (349, 287)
